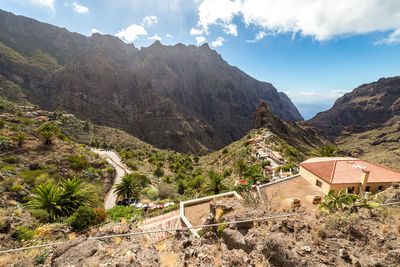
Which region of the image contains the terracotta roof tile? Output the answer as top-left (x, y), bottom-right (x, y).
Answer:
top-left (301, 157), bottom-right (400, 184)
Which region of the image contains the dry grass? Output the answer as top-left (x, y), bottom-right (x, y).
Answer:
top-left (381, 224), bottom-right (388, 235)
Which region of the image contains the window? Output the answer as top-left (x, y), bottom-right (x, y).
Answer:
top-left (316, 180), bottom-right (322, 187)
top-left (348, 187), bottom-right (355, 193)
top-left (378, 186), bottom-right (383, 191)
top-left (365, 186), bottom-right (370, 192)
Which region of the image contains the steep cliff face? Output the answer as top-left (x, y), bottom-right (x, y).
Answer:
top-left (308, 77), bottom-right (400, 139)
top-left (253, 102), bottom-right (328, 153)
top-left (0, 9), bottom-right (303, 153)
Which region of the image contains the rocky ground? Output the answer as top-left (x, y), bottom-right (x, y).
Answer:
top-left (1, 185), bottom-right (399, 266)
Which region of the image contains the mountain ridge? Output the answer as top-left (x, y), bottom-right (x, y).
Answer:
top-left (0, 9), bottom-right (302, 154)
top-left (308, 76), bottom-right (400, 139)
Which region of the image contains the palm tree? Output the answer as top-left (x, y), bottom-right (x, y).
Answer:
top-left (313, 145), bottom-right (337, 157)
top-left (25, 178), bottom-right (97, 221)
top-left (204, 170), bottom-right (228, 195)
top-left (14, 132), bottom-right (27, 147)
top-left (60, 178), bottom-right (97, 216)
top-left (37, 123), bottom-right (58, 145)
top-left (113, 174), bottom-right (141, 199)
top-left (24, 182), bottom-right (63, 221)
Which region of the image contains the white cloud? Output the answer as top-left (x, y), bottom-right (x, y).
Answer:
top-left (165, 34), bottom-right (173, 38)
top-left (149, 34), bottom-right (162, 41)
top-left (28, 0), bottom-right (55, 10)
top-left (329, 90), bottom-right (350, 99)
top-left (195, 36), bottom-right (206, 45)
top-left (190, 28), bottom-right (204, 36)
top-left (375, 29), bottom-right (400, 45)
top-left (223, 24), bottom-right (238, 36)
top-left (198, 0), bottom-right (241, 32)
top-left (246, 31), bottom-right (267, 43)
top-left (211, 36), bottom-right (224, 47)
top-left (142, 16), bottom-right (158, 27)
top-left (72, 1), bottom-right (89, 14)
top-left (197, 0), bottom-right (400, 41)
top-left (116, 24), bottom-right (147, 43)
top-left (91, 28), bottom-right (101, 35)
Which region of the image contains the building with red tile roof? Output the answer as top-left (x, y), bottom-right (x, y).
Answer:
top-left (300, 157), bottom-right (400, 194)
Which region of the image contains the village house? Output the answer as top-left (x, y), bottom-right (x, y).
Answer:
top-left (300, 157), bottom-right (400, 194)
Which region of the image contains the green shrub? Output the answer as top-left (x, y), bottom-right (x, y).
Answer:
top-left (141, 187), bottom-right (159, 201)
top-left (2, 155), bottom-right (19, 164)
top-left (67, 206), bottom-right (96, 231)
top-left (1, 177), bottom-right (16, 188)
top-left (19, 170), bottom-right (48, 186)
top-left (65, 154), bottom-right (89, 170)
top-left (217, 222), bottom-right (227, 237)
top-left (106, 167), bottom-right (115, 175)
top-left (107, 206), bottom-right (142, 222)
top-left (222, 168), bottom-right (232, 178)
top-left (31, 209), bottom-right (50, 223)
top-left (93, 208), bottom-right (107, 225)
top-left (158, 183), bottom-right (176, 199)
top-left (8, 185), bottom-right (23, 193)
top-left (16, 226), bottom-right (34, 241)
top-left (325, 212), bottom-right (359, 232)
top-left (261, 160), bottom-right (271, 167)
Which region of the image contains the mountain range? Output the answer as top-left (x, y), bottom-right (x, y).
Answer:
top-left (308, 76), bottom-right (400, 138)
top-left (0, 9), bottom-right (302, 154)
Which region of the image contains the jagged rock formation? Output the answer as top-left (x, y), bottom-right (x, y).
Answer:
top-left (0, 9), bottom-right (302, 154)
top-left (253, 101), bottom-right (328, 153)
top-left (308, 76), bottom-right (400, 139)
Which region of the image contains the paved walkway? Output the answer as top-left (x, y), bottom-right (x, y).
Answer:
top-left (91, 148), bottom-right (132, 210)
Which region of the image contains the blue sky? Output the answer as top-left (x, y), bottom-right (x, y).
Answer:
top-left (2, 0), bottom-right (400, 119)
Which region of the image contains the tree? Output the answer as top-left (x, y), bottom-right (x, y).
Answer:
top-left (153, 166), bottom-right (164, 178)
top-left (25, 182), bottom-right (63, 221)
top-left (25, 179), bottom-right (97, 221)
top-left (14, 132), bottom-right (27, 147)
top-left (113, 174), bottom-right (141, 199)
top-left (243, 165), bottom-right (265, 183)
top-left (313, 145), bottom-right (337, 157)
top-left (60, 177), bottom-right (97, 216)
top-left (37, 123), bottom-right (58, 145)
top-left (204, 170), bottom-right (228, 195)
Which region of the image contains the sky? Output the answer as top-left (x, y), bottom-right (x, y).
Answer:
top-left (2, 0), bottom-right (400, 119)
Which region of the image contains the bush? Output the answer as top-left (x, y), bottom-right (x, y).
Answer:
top-left (141, 187), bottom-right (159, 201)
top-left (107, 206), bottom-right (142, 222)
top-left (31, 209), bottom-right (50, 223)
top-left (67, 206), bottom-right (96, 231)
top-left (157, 183), bottom-right (176, 199)
top-left (16, 226), bottom-right (34, 241)
top-left (65, 154), bottom-right (89, 170)
top-left (325, 212), bottom-right (359, 232)
top-left (222, 148), bottom-right (229, 155)
top-left (261, 160), bottom-right (271, 167)
top-left (8, 185), bottom-right (23, 193)
top-left (93, 208), bottom-right (107, 225)
top-left (19, 170), bottom-right (48, 186)
top-left (2, 155), bottom-right (19, 164)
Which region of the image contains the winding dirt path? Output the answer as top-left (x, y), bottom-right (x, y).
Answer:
top-left (91, 148), bottom-right (131, 210)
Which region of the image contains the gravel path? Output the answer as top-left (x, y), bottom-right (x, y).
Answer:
top-left (91, 148), bottom-right (131, 210)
